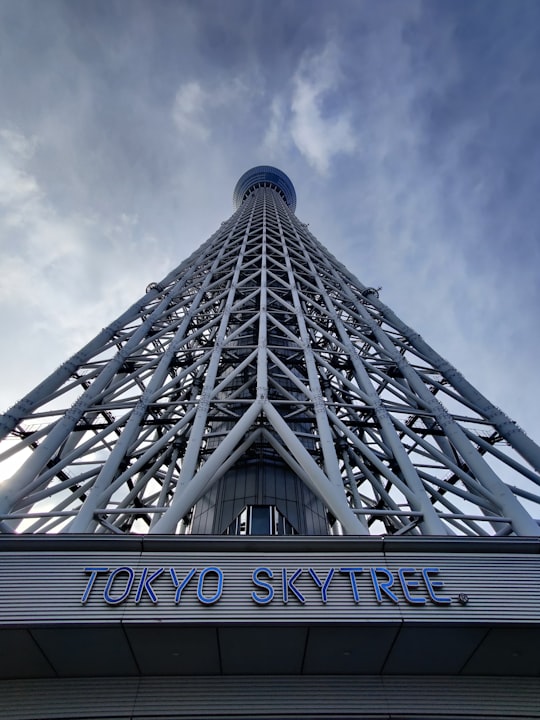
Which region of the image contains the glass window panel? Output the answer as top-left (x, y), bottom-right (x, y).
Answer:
top-left (250, 505), bottom-right (271, 535)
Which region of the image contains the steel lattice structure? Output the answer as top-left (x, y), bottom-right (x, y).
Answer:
top-left (1, 166), bottom-right (540, 537)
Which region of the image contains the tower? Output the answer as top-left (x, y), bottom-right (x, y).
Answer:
top-left (0, 166), bottom-right (540, 536)
top-left (1, 166), bottom-right (540, 719)
top-left (1, 165), bottom-right (540, 538)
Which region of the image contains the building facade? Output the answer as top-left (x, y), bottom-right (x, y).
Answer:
top-left (0, 167), bottom-right (539, 718)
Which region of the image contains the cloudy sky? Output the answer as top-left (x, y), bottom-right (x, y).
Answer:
top-left (1, 0), bottom-right (539, 447)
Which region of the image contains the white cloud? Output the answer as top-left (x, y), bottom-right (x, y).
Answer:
top-left (290, 43), bottom-right (356, 174)
top-left (0, 128), bottom-right (37, 161)
top-left (0, 128), bottom-right (173, 409)
top-left (263, 97), bottom-right (287, 153)
top-left (0, 131), bottom-right (41, 211)
top-left (172, 77), bottom-right (257, 145)
top-left (0, 130), bottom-right (82, 271)
top-left (172, 81), bottom-right (211, 141)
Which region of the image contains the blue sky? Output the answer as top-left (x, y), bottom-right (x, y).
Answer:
top-left (1, 0), bottom-right (539, 446)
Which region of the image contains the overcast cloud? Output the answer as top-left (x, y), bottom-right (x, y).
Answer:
top-left (0, 0), bottom-right (539, 447)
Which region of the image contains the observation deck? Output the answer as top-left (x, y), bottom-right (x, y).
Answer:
top-left (233, 165), bottom-right (297, 211)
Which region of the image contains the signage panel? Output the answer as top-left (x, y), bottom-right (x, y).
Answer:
top-left (0, 549), bottom-right (539, 625)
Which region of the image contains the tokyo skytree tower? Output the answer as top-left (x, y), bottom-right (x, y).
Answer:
top-left (1, 165), bottom-right (539, 537)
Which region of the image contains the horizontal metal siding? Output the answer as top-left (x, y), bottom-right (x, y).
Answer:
top-left (136, 676), bottom-right (389, 716)
top-left (386, 552), bottom-right (540, 624)
top-left (0, 677), bottom-right (138, 719)
top-left (382, 676), bottom-right (540, 716)
top-left (0, 550), bottom-right (539, 625)
top-left (0, 676), bottom-right (539, 719)
top-left (0, 552), bottom-right (140, 623)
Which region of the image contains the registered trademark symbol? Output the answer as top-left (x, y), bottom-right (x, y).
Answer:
top-left (457, 593), bottom-right (469, 605)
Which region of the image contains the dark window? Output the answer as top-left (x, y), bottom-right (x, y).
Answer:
top-left (250, 505), bottom-right (271, 535)
top-left (224, 505), bottom-right (298, 536)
